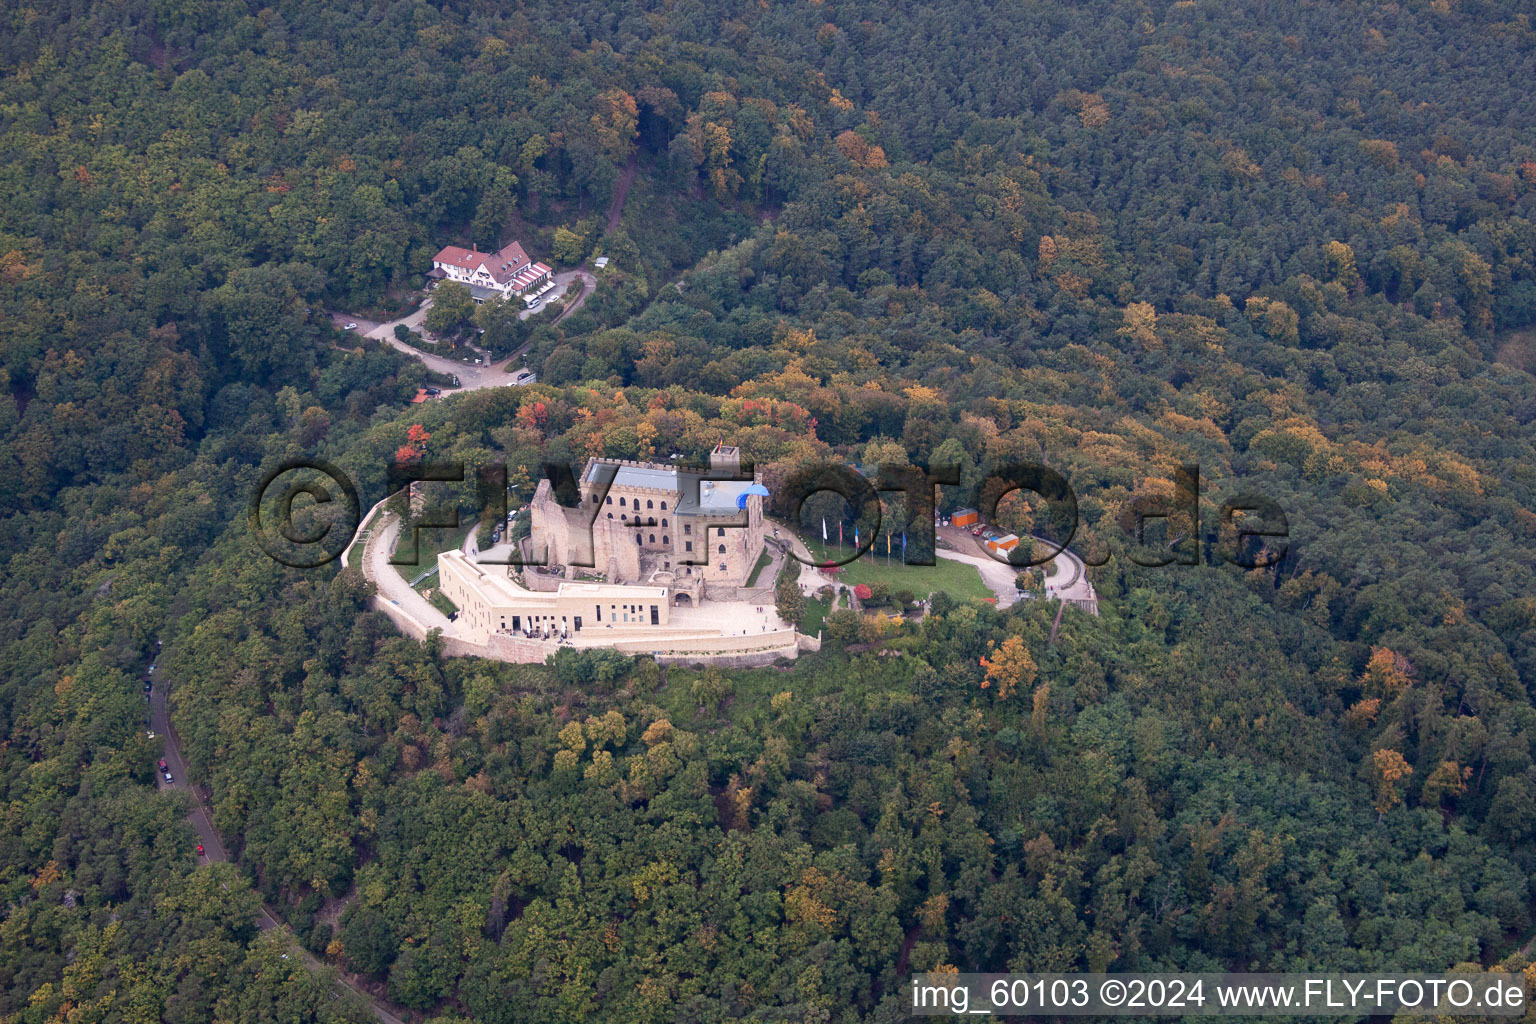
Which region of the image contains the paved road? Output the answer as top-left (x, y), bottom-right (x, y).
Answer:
top-left (553, 268), bottom-right (596, 324)
top-left (150, 666), bottom-right (232, 869)
top-left (332, 267), bottom-right (593, 392)
top-left (935, 525), bottom-right (1094, 606)
top-left (775, 523), bottom-right (1093, 611)
top-left (364, 513), bottom-right (460, 638)
top-left (150, 654), bottom-right (408, 1024)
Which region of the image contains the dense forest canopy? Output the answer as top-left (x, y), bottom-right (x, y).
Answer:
top-left (4, 0), bottom-right (1536, 1021)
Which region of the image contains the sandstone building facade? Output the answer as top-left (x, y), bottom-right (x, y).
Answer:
top-left (528, 445), bottom-right (768, 604)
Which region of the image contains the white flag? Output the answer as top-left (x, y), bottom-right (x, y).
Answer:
top-left (822, 517), bottom-right (828, 541)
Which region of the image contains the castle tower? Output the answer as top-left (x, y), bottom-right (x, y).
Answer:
top-left (709, 443), bottom-right (742, 477)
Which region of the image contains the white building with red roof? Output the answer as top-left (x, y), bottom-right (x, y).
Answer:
top-left (428, 240), bottom-right (552, 301)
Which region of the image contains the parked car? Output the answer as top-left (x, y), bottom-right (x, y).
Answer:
top-left (158, 759), bottom-right (167, 770)
top-left (424, 386), bottom-right (441, 396)
top-left (512, 369), bottom-right (536, 385)
top-left (196, 844), bottom-right (205, 856)
top-left (970, 525), bottom-right (985, 536)
top-left (162, 770), bottom-right (173, 783)
top-left (343, 322), bottom-right (358, 331)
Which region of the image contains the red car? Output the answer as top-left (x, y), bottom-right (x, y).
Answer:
top-left (158, 759), bottom-right (167, 770)
top-left (196, 844), bottom-right (205, 857)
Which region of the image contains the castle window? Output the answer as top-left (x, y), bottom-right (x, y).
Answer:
top-left (718, 544), bottom-right (726, 554)
top-left (619, 496), bottom-right (626, 507)
top-left (649, 534), bottom-right (656, 543)
top-left (717, 527), bottom-right (725, 537)
top-left (591, 494), bottom-right (599, 505)
top-left (607, 512), bottom-right (613, 519)
top-left (660, 501), bottom-right (667, 510)
top-left (660, 518), bottom-right (667, 527)
top-left (647, 500), bottom-right (654, 509)
top-left (605, 495), bottom-right (612, 504)
top-left (684, 524), bottom-right (692, 535)
top-left (662, 536), bottom-right (668, 545)
top-left (685, 541), bottom-right (693, 552)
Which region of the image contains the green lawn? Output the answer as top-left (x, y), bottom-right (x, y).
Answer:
top-left (798, 594), bottom-right (831, 637)
top-left (745, 547), bottom-right (774, 588)
top-left (801, 537), bottom-right (995, 603)
top-left (426, 589), bottom-right (459, 618)
top-left (391, 524), bottom-right (471, 587)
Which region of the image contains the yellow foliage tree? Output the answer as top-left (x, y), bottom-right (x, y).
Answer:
top-left (1118, 301), bottom-right (1159, 350)
top-left (589, 89), bottom-right (638, 162)
top-left (1323, 240), bottom-right (1360, 289)
top-left (979, 634), bottom-right (1038, 700)
top-left (1420, 760), bottom-right (1471, 805)
top-left (1371, 748), bottom-right (1412, 815)
top-left (1362, 646), bottom-right (1412, 697)
top-left (1360, 138), bottom-right (1400, 168)
top-left (1344, 697), bottom-right (1381, 728)
top-left (1031, 683), bottom-right (1051, 734)
top-left (834, 129), bottom-right (889, 169)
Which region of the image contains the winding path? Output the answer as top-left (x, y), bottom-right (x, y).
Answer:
top-left (362, 512), bottom-right (460, 639)
top-left (934, 525), bottom-right (1096, 611)
top-left (607, 155), bottom-right (638, 232)
top-left (151, 659), bottom-right (410, 1024)
top-left (552, 268), bottom-right (596, 325)
top-left (331, 267), bottom-right (594, 391)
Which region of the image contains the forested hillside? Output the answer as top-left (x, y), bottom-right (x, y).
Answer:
top-left (4, 1), bottom-right (1536, 1021)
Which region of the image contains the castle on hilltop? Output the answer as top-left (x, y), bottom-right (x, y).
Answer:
top-left (528, 444), bottom-right (768, 605)
top-left (435, 444), bottom-right (787, 656)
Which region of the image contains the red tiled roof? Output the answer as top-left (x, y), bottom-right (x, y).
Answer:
top-left (431, 242), bottom-right (536, 286)
top-left (432, 245), bottom-right (487, 270)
